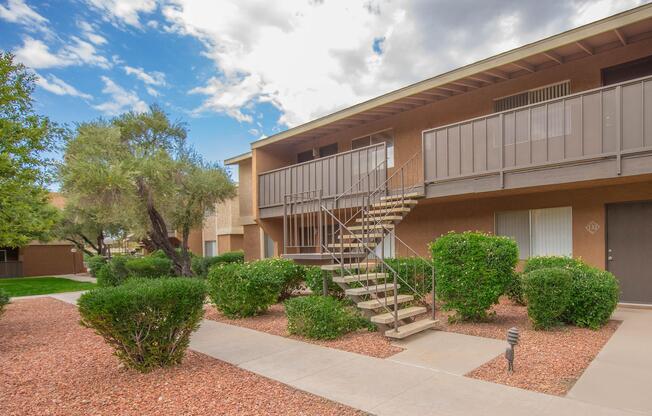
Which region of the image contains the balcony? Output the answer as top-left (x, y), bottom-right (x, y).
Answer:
top-left (258, 143), bottom-right (388, 217)
top-left (422, 75), bottom-right (652, 198)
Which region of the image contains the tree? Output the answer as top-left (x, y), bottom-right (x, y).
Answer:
top-left (0, 52), bottom-right (60, 247)
top-left (60, 106), bottom-right (236, 275)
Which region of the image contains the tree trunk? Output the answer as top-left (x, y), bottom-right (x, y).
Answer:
top-left (180, 224), bottom-right (193, 277)
top-left (136, 178), bottom-right (184, 275)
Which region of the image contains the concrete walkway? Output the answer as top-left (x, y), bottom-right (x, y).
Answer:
top-left (190, 320), bottom-right (640, 416)
top-left (568, 307), bottom-right (652, 414)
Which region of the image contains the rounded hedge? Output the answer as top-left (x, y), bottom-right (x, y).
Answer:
top-left (382, 257), bottom-right (434, 298)
top-left (430, 231), bottom-right (518, 321)
top-left (0, 288), bottom-right (9, 318)
top-left (86, 255), bottom-right (107, 277)
top-left (285, 296), bottom-right (370, 340)
top-left (523, 267), bottom-right (572, 329)
top-left (77, 278), bottom-right (206, 372)
top-left (247, 258), bottom-right (303, 302)
top-left (96, 255), bottom-right (130, 287)
top-left (207, 261), bottom-right (281, 318)
top-left (303, 266), bottom-right (344, 298)
top-left (191, 250), bottom-right (244, 278)
top-left (525, 256), bottom-right (620, 329)
top-left (505, 271), bottom-right (526, 305)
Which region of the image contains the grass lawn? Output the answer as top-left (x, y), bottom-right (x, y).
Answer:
top-left (0, 277), bottom-right (96, 297)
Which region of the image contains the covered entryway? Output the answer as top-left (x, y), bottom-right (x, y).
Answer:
top-left (607, 201), bottom-right (652, 304)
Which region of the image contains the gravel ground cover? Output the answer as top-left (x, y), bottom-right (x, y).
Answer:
top-left (435, 297), bottom-right (620, 396)
top-left (0, 298), bottom-right (363, 416)
top-left (204, 303), bottom-right (403, 358)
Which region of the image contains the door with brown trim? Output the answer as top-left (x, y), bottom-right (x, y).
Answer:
top-left (607, 201), bottom-right (652, 304)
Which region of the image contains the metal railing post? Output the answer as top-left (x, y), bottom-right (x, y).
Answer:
top-left (431, 264), bottom-right (436, 320)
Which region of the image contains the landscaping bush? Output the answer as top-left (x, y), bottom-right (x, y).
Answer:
top-left (246, 258), bottom-right (303, 301)
top-left (86, 255), bottom-right (107, 277)
top-left (124, 256), bottom-right (172, 279)
top-left (96, 255), bottom-right (130, 287)
top-left (207, 262), bottom-right (281, 318)
top-left (303, 266), bottom-right (344, 298)
top-left (430, 231), bottom-right (518, 321)
top-left (523, 267), bottom-right (572, 329)
top-left (191, 250), bottom-right (244, 278)
top-left (383, 257), bottom-right (434, 298)
top-left (0, 288), bottom-right (9, 317)
top-left (566, 268), bottom-right (619, 329)
top-left (285, 295), bottom-right (371, 340)
top-left (505, 271), bottom-right (526, 305)
top-left (77, 278), bottom-right (206, 372)
top-left (525, 256), bottom-right (620, 329)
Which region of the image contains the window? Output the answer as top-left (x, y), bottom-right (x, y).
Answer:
top-left (495, 206), bottom-right (572, 259)
top-left (602, 55), bottom-right (652, 86)
top-left (297, 149), bottom-right (314, 163)
top-left (263, 232), bottom-right (274, 258)
top-left (319, 143), bottom-right (338, 157)
top-left (494, 81), bottom-right (571, 112)
top-left (204, 240), bottom-right (216, 257)
top-left (0, 250), bottom-right (6, 262)
top-left (352, 130), bottom-right (394, 168)
top-left (372, 231), bottom-right (395, 259)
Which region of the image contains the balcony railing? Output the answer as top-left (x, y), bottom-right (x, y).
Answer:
top-left (422, 75), bottom-right (652, 187)
top-left (258, 143), bottom-right (387, 209)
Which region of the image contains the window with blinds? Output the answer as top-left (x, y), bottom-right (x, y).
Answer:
top-left (494, 81), bottom-right (571, 112)
top-left (495, 206), bottom-right (572, 259)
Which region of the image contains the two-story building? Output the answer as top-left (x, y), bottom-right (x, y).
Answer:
top-left (226, 5), bottom-right (652, 306)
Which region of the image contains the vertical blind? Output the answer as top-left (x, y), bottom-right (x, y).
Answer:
top-left (495, 206), bottom-right (572, 259)
top-left (204, 241), bottom-right (216, 257)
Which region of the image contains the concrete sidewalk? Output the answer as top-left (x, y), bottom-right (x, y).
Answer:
top-left (190, 320), bottom-right (639, 416)
top-left (568, 307), bottom-right (652, 414)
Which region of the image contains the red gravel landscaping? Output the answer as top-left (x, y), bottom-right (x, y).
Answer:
top-left (435, 297), bottom-right (620, 396)
top-left (0, 298), bottom-right (362, 416)
top-left (204, 303), bottom-right (404, 358)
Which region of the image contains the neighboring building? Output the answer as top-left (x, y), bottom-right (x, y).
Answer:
top-left (198, 186), bottom-right (245, 257)
top-left (0, 193), bottom-right (85, 278)
top-left (226, 5), bottom-right (652, 305)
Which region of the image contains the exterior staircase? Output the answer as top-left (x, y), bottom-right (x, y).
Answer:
top-left (283, 149), bottom-right (437, 340)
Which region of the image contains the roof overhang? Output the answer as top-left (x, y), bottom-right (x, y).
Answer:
top-left (250, 4), bottom-right (652, 150)
top-left (225, 151), bottom-right (252, 165)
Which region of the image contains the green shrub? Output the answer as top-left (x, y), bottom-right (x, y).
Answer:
top-left (124, 256), bottom-right (172, 279)
top-left (526, 256), bottom-right (619, 329)
top-left (303, 266), bottom-right (344, 298)
top-left (86, 255), bottom-right (107, 277)
top-left (207, 262), bottom-right (281, 318)
top-left (523, 267), bottom-right (572, 329)
top-left (0, 288), bottom-right (9, 317)
top-left (77, 278), bottom-right (206, 372)
top-left (96, 256), bottom-right (131, 287)
top-left (566, 268), bottom-right (619, 329)
top-left (191, 250), bottom-right (245, 278)
top-left (383, 257), bottom-right (434, 298)
top-left (430, 231), bottom-right (518, 321)
top-left (285, 296), bottom-right (371, 340)
top-left (246, 258), bottom-right (303, 301)
top-left (505, 271), bottom-right (526, 305)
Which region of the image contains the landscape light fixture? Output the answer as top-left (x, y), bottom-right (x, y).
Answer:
top-left (505, 327), bottom-right (519, 373)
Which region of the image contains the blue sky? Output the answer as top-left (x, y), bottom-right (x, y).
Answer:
top-left (1, 0), bottom-right (647, 181)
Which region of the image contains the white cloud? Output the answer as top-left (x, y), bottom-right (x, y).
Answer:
top-left (161, 0), bottom-right (646, 128)
top-left (0, 0), bottom-right (47, 26)
top-left (84, 0), bottom-right (157, 28)
top-left (36, 73), bottom-right (93, 100)
top-left (78, 20), bottom-right (107, 45)
top-left (146, 86), bottom-right (160, 97)
top-left (94, 76), bottom-right (149, 115)
top-left (13, 35), bottom-right (110, 69)
top-left (124, 65), bottom-right (166, 86)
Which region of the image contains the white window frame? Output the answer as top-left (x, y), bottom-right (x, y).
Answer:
top-left (204, 240), bottom-right (216, 257)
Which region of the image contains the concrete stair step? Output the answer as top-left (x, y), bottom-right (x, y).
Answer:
top-left (366, 207), bottom-right (411, 216)
top-left (357, 294), bottom-right (414, 310)
top-left (327, 242), bottom-right (376, 249)
top-left (345, 283), bottom-right (399, 296)
top-left (348, 224), bottom-right (394, 231)
top-left (372, 200), bottom-right (419, 208)
top-left (371, 306), bottom-right (428, 324)
top-left (355, 215), bottom-right (402, 223)
top-left (340, 233), bottom-right (384, 240)
top-left (380, 192), bottom-right (423, 201)
top-left (333, 272), bottom-right (387, 283)
top-left (321, 262), bottom-right (378, 271)
top-left (385, 319), bottom-right (438, 339)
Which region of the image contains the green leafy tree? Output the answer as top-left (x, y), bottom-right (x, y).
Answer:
top-left (0, 52), bottom-right (60, 247)
top-left (60, 106), bottom-right (235, 275)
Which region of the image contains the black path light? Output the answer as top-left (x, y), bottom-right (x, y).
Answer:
top-left (505, 327), bottom-right (520, 373)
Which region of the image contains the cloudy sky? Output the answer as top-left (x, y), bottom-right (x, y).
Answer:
top-left (0, 0), bottom-right (648, 172)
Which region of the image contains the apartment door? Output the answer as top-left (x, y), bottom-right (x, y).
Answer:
top-left (607, 201), bottom-right (652, 304)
